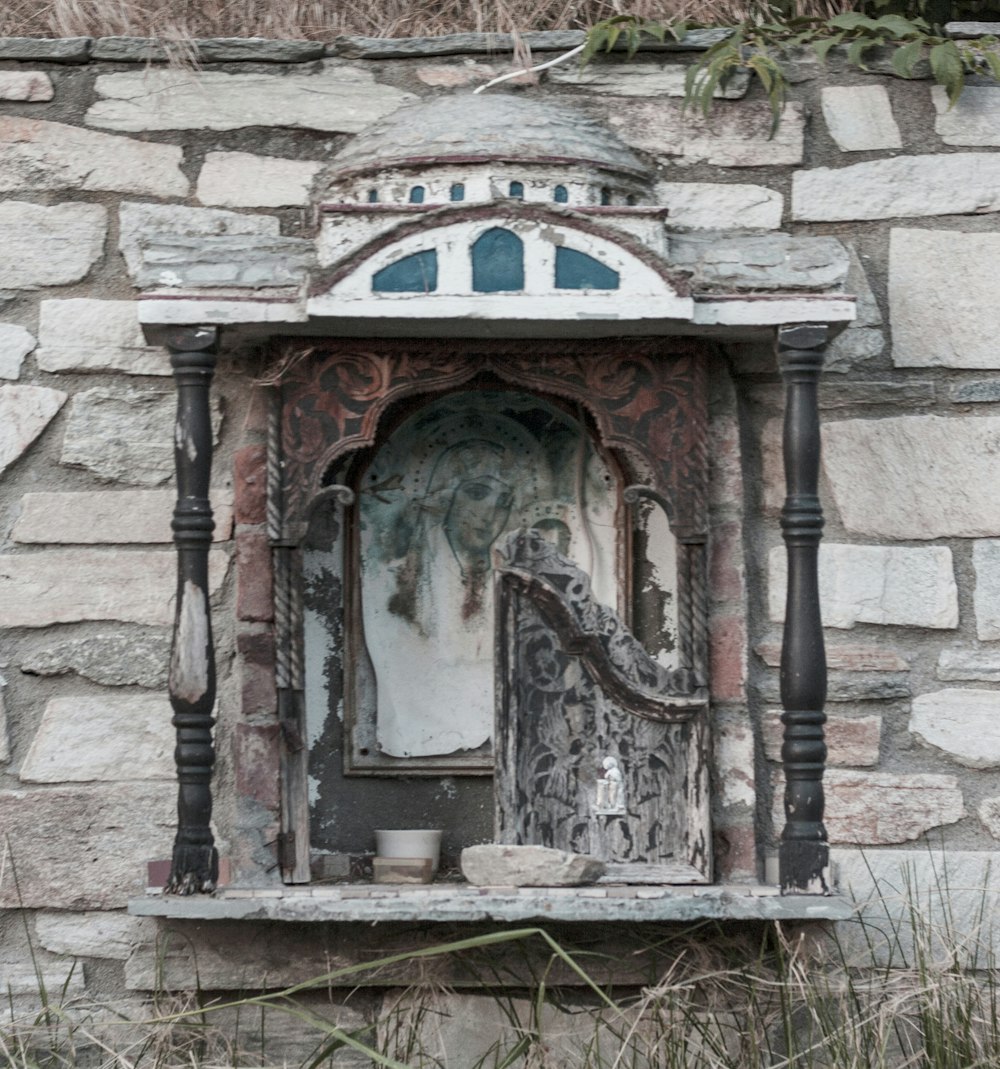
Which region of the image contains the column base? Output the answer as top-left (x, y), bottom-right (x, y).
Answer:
top-left (780, 840), bottom-right (830, 895)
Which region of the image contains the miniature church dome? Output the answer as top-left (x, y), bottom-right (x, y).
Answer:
top-left (329, 92), bottom-right (651, 180)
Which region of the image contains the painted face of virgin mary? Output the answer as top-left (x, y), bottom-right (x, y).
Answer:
top-left (444, 473), bottom-right (515, 563)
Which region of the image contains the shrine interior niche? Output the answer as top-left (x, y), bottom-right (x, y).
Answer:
top-left (276, 337), bottom-right (712, 882)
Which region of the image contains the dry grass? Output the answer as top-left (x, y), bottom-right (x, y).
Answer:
top-left (0, 0), bottom-right (853, 41)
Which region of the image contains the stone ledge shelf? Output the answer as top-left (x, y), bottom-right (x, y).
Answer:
top-left (129, 884), bottom-right (854, 923)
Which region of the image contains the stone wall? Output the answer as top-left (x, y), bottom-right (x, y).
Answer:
top-left (1, 29), bottom-right (1000, 1057)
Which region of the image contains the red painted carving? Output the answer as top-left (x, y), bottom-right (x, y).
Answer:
top-left (278, 339), bottom-right (707, 542)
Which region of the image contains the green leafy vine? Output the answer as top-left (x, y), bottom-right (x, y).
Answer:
top-left (583, 12), bottom-right (1000, 130)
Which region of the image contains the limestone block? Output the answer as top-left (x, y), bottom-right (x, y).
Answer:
top-left (0, 202), bottom-right (106, 289)
top-left (0, 71), bottom-right (54, 101)
top-left (833, 848), bottom-right (1000, 966)
top-left (20, 629), bottom-right (170, 688)
top-left (0, 118), bottom-right (187, 197)
top-left (92, 36), bottom-right (325, 62)
top-left (825, 326), bottom-right (885, 373)
top-left (118, 201), bottom-right (279, 276)
top-left (910, 688), bottom-right (1000, 768)
top-left (0, 38), bottom-right (90, 61)
top-left (951, 380), bottom-right (1000, 403)
top-left (461, 844), bottom-right (605, 886)
top-left (196, 151), bottom-right (321, 207)
top-left (35, 911), bottom-right (154, 960)
top-left (762, 709), bottom-right (880, 766)
top-left (87, 64), bottom-right (416, 132)
top-left (21, 695), bottom-right (174, 782)
top-left (714, 717), bottom-right (755, 807)
top-left (821, 85), bottom-right (902, 151)
top-left (608, 100), bottom-right (804, 166)
top-left (758, 672), bottom-right (909, 703)
top-left (980, 797), bottom-right (1000, 839)
top-left (824, 415), bottom-right (1000, 537)
top-left (0, 689), bottom-right (9, 763)
top-left (0, 324), bottom-right (36, 380)
top-left (655, 182), bottom-right (782, 229)
top-left (136, 234), bottom-right (315, 290)
top-left (0, 385), bottom-right (66, 476)
top-left (0, 784), bottom-right (174, 908)
top-left (550, 63), bottom-right (749, 97)
top-left (890, 228), bottom-right (1000, 369)
top-left (670, 234), bottom-right (848, 290)
top-left (37, 299), bottom-right (167, 375)
top-left (792, 154), bottom-right (1000, 221)
top-left (975, 540), bottom-right (1000, 640)
top-left (13, 489), bottom-right (234, 543)
top-left (0, 548), bottom-right (229, 627)
top-left (756, 642), bottom-right (909, 672)
top-left (774, 770), bottom-right (964, 844)
top-left (768, 543), bottom-right (958, 630)
top-left (60, 387), bottom-right (221, 485)
top-left (937, 646), bottom-right (1000, 683)
top-left (933, 85), bottom-right (1000, 146)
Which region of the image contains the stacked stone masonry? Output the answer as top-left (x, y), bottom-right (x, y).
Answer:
top-left (0, 28), bottom-right (999, 1035)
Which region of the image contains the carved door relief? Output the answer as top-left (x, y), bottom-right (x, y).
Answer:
top-left (495, 530), bottom-right (710, 883)
top-left (271, 338), bottom-right (710, 877)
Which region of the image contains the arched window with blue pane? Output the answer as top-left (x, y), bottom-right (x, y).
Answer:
top-left (471, 228), bottom-right (525, 293)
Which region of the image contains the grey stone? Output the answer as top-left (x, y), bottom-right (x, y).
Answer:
top-left (821, 85), bottom-right (902, 151)
top-left (762, 710), bottom-right (881, 766)
top-left (136, 235), bottom-right (315, 291)
top-left (196, 151), bottom-right (321, 208)
top-left (20, 630), bottom-right (171, 688)
top-left (824, 328), bottom-right (886, 373)
top-left (946, 21), bottom-right (1000, 35)
top-left (87, 64), bottom-right (416, 133)
top-left (0, 548), bottom-right (229, 628)
top-left (21, 695), bottom-right (174, 782)
top-left (0, 118), bottom-right (188, 197)
top-left (549, 63), bottom-right (748, 98)
top-left (92, 37), bottom-right (324, 62)
top-left (759, 673), bottom-right (910, 703)
top-left (824, 415), bottom-right (1000, 538)
top-left (0, 38), bottom-right (91, 62)
top-left (0, 202), bottom-right (106, 290)
top-left (792, 154), bottom-right (1000, 221)
top-left (461, 844), bottom-right (605, 886)
top-left (974, 540), bottom-right (1000, 640)
top-left (37, 299), bottom-right (168, 374)
top-left (980, 797), bottom-right (1000, 838)
top-left (0, 784), bottom-right (173, 909)
top-left (656, 182), bottom-right (783, 230)
top-left (670, 235), bottom-right (848, 291)
top-left (819, 380), bottom-right (935, 408)
top-left (933, 85), bottom-right (1000, 145)
top-left (0, 688), bottom-right (9, 763)
top-left (937, 646), bottom-right (1000, 683)
top-left (0, 385), bottom-right (67, 476)
top-left (60, 386), bottom-right (221, 485)
top-left (13, 489), bottom-right (234, 544)
top-left (776, 770), bottom-right (964, 845)
top-left (609, 100), bottom-right (804, 167)
top-left (118, 201), bottom-right (279, 277)
top-left (950, 380), bottom-right (1000, 403)
top-left (910, 688), bottom-right (1000, 769)
top-left (768, 543), bottom-right (958, 630)
top-left (0, 71), bottom-right (54, 101)
top-left (891, 229), bottom-right (1000, 369)
top-left (0, 324), bottom-right (36, 379)
top-left (35, 911), bottom-right (154, 960)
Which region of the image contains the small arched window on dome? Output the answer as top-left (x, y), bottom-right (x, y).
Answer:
top-left (472, 228), bottom-right (524, 292)
top-left (372, 249), bottom-right (438, 293)
top-left (409, 186), bottom-right (426, 204)
top-left (508, 181), bottom-right (524, 200)
top-left (367, 188), bottom-right (378, 203)
top-left (450, 183), bottom-right (465, 202)
top-left (553, 185), bottom-right (568, 204)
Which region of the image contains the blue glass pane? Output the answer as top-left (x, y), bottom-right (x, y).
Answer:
top-left (367, 188), bottom-right (378, 203)
top-left (553, 185), bottom-right (568, 203)
top-left (472, 228), bottom-right (524, 292)
top-left (600, 187), bottom-right (612, 205)
top-left (409, 186), bottom-right (425, 204)
top-left (555, 247), bottom-right (620, 290)
top-left (372, 249), bottom-right (438, 293)
top-left (450, 183), bottom-right (465, 202)
top-left (509, 181), bottom-right (524, 199)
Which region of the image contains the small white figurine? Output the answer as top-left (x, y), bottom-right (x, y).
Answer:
top-left (595, 755), bottom-right (625, 813)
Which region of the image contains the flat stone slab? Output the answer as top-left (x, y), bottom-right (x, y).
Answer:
top-left (19, 629), bottom-right (171, 688)
top-left (933, 85), bottom-right (1000, 146)
top-left (549, 63), bottom-right (748, 98)
top-left (196, 151), bottom-right (321, 208)
top-left (671, 234), bottom-right (847, 290)
top-left (462, 845), bottom-right (605, 887)
top-left (91, 36), bottom-right (325, 62)
top-left (0, 71), bottom-right (54, 102)
top-left (37, 298), bottom-right (169, 375)
top-left (0, 324), bottom-right (35, 380)
top-left (975, 540), bottom-right (1000, 640)
top-left (128, 884), bottom-right (853, 925)
top-left (910, 688), bottom-right (1000, 769)
top-left (0, 38), bottom-right (91, 62)
top-left (0, 201), bottom-right (106, 290)
top-left (0, 384), bottom-right (66, 476)
top-left (86, 64), bottom-right (416, 133)
top-left (656, 182), bottom-right (782, 230)
top-left (821, 85), bottom-right (901, 152)
top-left (937, 646), bottom-right (1000, 683)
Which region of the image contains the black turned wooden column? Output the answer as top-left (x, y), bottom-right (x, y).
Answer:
top-left (165, 326), bottom-right (220, 895)
top-left (777, 324), bottom-right (829, 895)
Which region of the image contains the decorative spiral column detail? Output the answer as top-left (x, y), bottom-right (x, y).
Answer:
top-left (165, 326), bottom-right (220, 895)
top-left (777, 324), bottom-right (830, 895)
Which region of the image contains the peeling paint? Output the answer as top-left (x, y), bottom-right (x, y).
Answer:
top-left (169, 579), bottom-right (209, 703)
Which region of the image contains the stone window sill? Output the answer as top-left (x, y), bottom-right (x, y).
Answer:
top-left (129, 883), bottom-right (853, 923)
